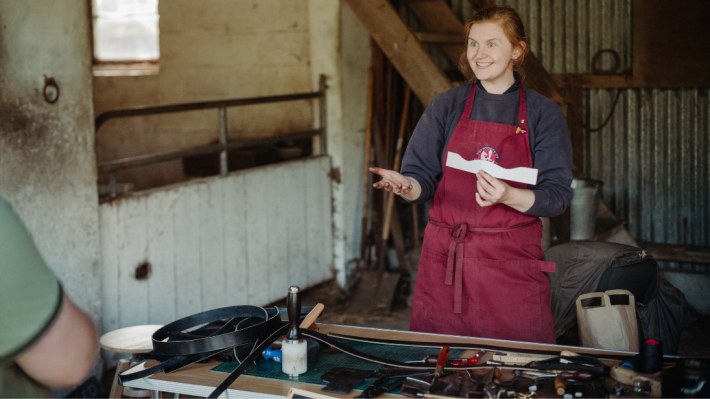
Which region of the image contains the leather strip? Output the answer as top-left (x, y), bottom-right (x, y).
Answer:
top-left (117, 305), bottom-right (313, 394)
top-left (327, 332), bottom-right (636, 361)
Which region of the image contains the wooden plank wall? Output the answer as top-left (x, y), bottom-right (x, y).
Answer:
top-left (99, 156), bottom-right (333, 332)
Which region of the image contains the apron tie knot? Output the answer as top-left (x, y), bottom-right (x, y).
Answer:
top-left (445, 223), bottom-right (467, 314)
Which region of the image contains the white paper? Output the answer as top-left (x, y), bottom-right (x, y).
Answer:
top-left (445, 151), bottom-right (538, 185)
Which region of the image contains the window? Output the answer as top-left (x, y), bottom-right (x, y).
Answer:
top-left (92, 0), bottom-right (160, 76)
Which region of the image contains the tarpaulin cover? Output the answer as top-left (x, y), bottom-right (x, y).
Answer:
top-left (545, 241), bottom-right (687, 355)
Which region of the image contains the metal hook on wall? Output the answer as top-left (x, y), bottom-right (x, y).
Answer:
top-left (43, 75), bottom-right (60, 104)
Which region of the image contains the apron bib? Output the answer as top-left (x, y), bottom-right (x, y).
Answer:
top-left (410, 84), bottom-right (557, 344)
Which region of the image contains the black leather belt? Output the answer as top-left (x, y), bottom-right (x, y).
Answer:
top-left (117, 305), bottom-right (311, 397)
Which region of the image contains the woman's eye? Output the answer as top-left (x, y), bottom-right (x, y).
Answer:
top-left (470, 42), bottom-right (478, 47)
top-left (488, 43), bottom-right (495, 47)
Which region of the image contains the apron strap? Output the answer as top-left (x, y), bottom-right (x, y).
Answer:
top-left (430, 218), bottom-right (540, 314)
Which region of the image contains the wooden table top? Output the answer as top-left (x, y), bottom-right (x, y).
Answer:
top-left (118, 323), bottom-right (632, 398)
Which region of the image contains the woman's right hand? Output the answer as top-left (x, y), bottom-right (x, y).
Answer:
top-left (369, 167), bottom-right (413, 195)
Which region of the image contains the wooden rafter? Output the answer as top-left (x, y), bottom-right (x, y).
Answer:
top-left (345, 0), bottom-right (453, 106)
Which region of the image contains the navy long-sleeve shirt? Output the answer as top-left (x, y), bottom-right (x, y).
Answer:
top-left (400, 77), bottom-right (573, 218)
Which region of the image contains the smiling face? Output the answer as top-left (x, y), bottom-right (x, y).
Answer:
top-left (467, 21), bottom-right (522, 93)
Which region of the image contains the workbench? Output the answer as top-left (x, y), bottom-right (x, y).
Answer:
top-left (118, 323), bottom-right (634, 398)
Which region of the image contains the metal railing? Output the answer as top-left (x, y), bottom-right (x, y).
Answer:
top-left (95, 75), bottom-right (327, 196)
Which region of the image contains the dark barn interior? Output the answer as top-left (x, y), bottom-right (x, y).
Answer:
top-left (1, 0), bottom-right (709, 397)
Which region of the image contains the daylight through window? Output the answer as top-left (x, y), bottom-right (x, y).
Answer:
top-left (93, 0), bottom-right (160, 63)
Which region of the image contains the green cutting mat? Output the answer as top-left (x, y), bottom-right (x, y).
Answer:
top-left (211, 340), bottom-right (464, 391)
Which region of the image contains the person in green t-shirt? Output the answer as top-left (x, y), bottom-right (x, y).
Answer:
top-left (0, 197), bottom-right (99, 397)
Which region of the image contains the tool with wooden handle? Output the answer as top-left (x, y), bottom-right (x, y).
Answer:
top-left (554, 374), bottom-right (566, 396)
top-left (425, 346), bottom-right (450, 396)
top-left (360, 68), bottom-right (375, 262)
top-left (379, 84), bottom-right (412, 272)
top-left (610, 366), bottom-right (662, 398)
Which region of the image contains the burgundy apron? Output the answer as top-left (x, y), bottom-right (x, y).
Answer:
top-left (410, 84), bottom-right (557, 344)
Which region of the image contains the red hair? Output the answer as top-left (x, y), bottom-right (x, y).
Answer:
top-left (459, 6), bottom-right (529, 84)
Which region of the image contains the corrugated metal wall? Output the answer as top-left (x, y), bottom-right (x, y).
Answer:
top-left (402, 0), bottom-right (710, 272)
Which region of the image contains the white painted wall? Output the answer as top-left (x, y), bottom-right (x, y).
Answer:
top-left (340, 2), bottom-right (372, 271)
top-left (93, 0), bottom-right (316, 191)
top-left (99, 156), bottom-right (333, 332)
top-left (0, 0), bottom-right (101, 321)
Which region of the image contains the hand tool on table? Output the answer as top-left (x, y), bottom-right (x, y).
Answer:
top-left (263, 347), bottom-right (282, 363)
top-left (356, 375), bottom-right (406, 398)
top-left (483, 368), bottom-right (502, 399)
top-left (282, 286), bottom-right (307, 376)
top-left (609, 365), bottom-right (662, 397)
top-left (554, 374), bottom-right (566, 396)
top-left (406, 350), bottom-right (484, 366)
top-left (430, 346), bottom-right (451, 390)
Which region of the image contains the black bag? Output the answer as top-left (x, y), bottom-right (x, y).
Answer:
top-left (545, 241), bottom-right (687, 355)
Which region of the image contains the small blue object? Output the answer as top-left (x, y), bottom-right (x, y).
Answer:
top-left (263, 347), bottom-right (282, 363)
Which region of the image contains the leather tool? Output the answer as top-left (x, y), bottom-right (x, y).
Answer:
top-left (431, 346), bottom-right (451, 389)
top-left (282, 286), bottom-right (308, 376)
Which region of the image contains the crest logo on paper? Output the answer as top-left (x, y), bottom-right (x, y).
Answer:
top-left (475, 147), bottom-right (499, 164)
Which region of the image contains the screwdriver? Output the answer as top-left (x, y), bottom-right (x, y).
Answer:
top-left (407, 350), bottom-right (483, 366)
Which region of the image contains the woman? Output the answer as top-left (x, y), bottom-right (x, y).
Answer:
top-left (370, 6), bottom-right (572, 344)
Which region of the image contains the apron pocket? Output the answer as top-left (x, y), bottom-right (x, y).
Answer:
top-left (463, 258), bottom-right (549, 335)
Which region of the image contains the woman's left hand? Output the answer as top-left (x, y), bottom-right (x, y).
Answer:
top-left (475, 170), bottom-right (511, 207)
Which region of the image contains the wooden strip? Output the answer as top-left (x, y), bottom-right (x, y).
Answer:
top-left (300, 303), bottom-right (325, 329)
top-left (413, 32), bottom-right (463, 44)
top-left (244, 168), bottom-right (270, 306)
top-left (174, 185), bottom-right (203, 317)
top-left (640, 241), bottom-right (710, 265)
top-left (223, 174), bottom-right (249, 306)
top-left (552, 74), bottom-right (634, 89)
top-left (99, 204), bottom-right (120, 333)
top-left (344, 0), bottom-right (453, 106)
top-left (116, 197), bottom-right (149, 328)
top-left (200, 179), bottom-right (226, 310)
top-left (108, 359), bottom-right (130, 399)
top-left (146, 189), bottom-right (178, 325)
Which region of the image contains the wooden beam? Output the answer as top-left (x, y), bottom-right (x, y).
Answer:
top-left (345, 0), bottom-right (453, 106)
top-left (640, 241), bottom-right (710, 265)
top-left (409, 0), bottom-right (565, 105)
top-left (552, 74), bottom-right (634, 89)
top-left (413, 32), bottom-right (463, 44)
top-left (633, 0), bottom-right (710, 88)
top-left (405, 0), bottom-right (466, 65)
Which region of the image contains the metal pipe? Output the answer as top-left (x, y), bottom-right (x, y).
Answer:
top-left (95, 91), bottom-right (322, 131)
top-left (97, 129), bottom-right (323, 175)
top-left (219, 107), bottom-right (228, 176)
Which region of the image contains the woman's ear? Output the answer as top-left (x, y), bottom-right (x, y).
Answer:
top-left (512, 42), bottom-right (526, 62)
